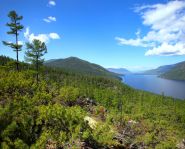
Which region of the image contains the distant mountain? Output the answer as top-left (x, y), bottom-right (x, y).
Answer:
top-left (44, 57), bottom-right (119, 78)
top-left (160, 61), bottom-right (185, 80)
top-left (141, 60), bottom-right (185, 80)
top-left (107, 68), bottom-right (132, 75)
top-left (142, 64), bottom-right (175, 75)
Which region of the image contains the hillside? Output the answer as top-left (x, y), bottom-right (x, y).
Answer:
top-left (142, 60), bottom-right (185, 80)
top-left (0, 56), bottom-right (185, 148)
top-left (107, 68), bottom-right (132, 75)
top-left (0, 55), bottom-right (14, 66)
top-left (44, 57), bottom-right (119, 78)
top-left (161, 61), bottom-right (185, 80)
top-left (142, 64), bottom-right (175, 75)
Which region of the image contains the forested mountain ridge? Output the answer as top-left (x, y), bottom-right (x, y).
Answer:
top-left (44, 57), bottom-right (119, 78)
top-left (0, 55), bottom-right (185, 148)
top-left (142, 64), bottom-right (175, 75)
top-left (160, 61), bottom-right (185, 80)
top-left (141, 61), bottom-right (185, 81)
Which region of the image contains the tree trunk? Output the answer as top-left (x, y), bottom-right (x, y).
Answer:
top-left (15, 20), bottom-right (19, 71)
top-left (16, 47), bottom-right (19, 71)
top-left (36, 56), bottom-right (39, 84)
top-left (36, 72), bottom-right (38, 84)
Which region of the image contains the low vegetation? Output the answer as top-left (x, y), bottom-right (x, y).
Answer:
top-left (0, 56), bottom-right (185, 148)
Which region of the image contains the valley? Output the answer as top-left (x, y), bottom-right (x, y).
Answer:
top-left (1, 0), bottom-right (185, 148)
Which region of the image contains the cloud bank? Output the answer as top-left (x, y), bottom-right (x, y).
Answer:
top-left (24, 27), bottom-right (60, 43)
top-left (116, 0), bottom-right (185, 56)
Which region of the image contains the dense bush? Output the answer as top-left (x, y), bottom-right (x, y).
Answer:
top-left (0, 62), bottom-right (185, 148)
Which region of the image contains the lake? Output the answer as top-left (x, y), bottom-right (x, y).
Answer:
top-left (121, 74), bottom-right (185, 99)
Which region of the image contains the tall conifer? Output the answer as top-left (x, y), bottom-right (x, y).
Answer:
top-left (25, 39), bottom-right (47, 83)
top-left (3, 10), bottom-right (24, 71)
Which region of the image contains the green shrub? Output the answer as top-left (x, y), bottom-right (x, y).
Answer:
top-left (59, 86), bottom-right (80, 104)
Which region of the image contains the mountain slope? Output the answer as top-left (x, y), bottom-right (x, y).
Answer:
top-left (142, 64), bottom-right (175, 75)
top-left (160, 61), bottom-right (185, 80)
top-left (107, 68), bottom-right (132, 75)
top-left (44, 57), bottom-right (119, 78)
top-left (141, 60), bottom-right (185, 80)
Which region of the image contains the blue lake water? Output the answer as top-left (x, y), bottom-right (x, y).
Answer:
top-left (121, 74), bottom-right (185, 99)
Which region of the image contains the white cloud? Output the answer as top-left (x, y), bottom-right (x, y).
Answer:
top-left (48, 16), bottom-right (56, 21)
top-left (139, 1), bottom-right (185, 30)
top-left (24, 27), bottom-right (60, 43)
top-left (49, 33), bottom-right (60, 39)
top-left (43, 16), bottom-right (56, 23)
top-left (145, 42), bottom-right (185, 56)
top-left (115, 37), bottom-right (150, 48)
top-left (48, 0), bottom-right (56, 6)
top-left (24, 27), bottom-right (49, 43)
top-left (136, 29), bottom-right (141, 38)
top-left (116, 0), bottom-right (185, 56)
top-left (43, 19), bottom-right (50, 23)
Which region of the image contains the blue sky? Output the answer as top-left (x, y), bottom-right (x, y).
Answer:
top-left (1, 0), bottom-right (185, 71)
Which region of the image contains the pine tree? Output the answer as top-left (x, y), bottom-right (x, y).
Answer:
top-left (25, 39), bottom-right (47, 83)
top-left (2, 10), bottom-right (24, 71)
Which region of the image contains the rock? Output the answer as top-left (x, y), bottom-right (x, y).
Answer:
top-left (129, 143), bottom-right (138, 149)
top-left (76, 97), bottom-right (97, 107)
top-left (128, 120), bottom-right (138, 125)
top-left (177, 139), bottom-right (185, 149)
top-left (84, 116), bottom-right (97, 129)
top-left (86, 97), bottom-right (97, 106)
top-left (46, 139), bottom-right (57, 149)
